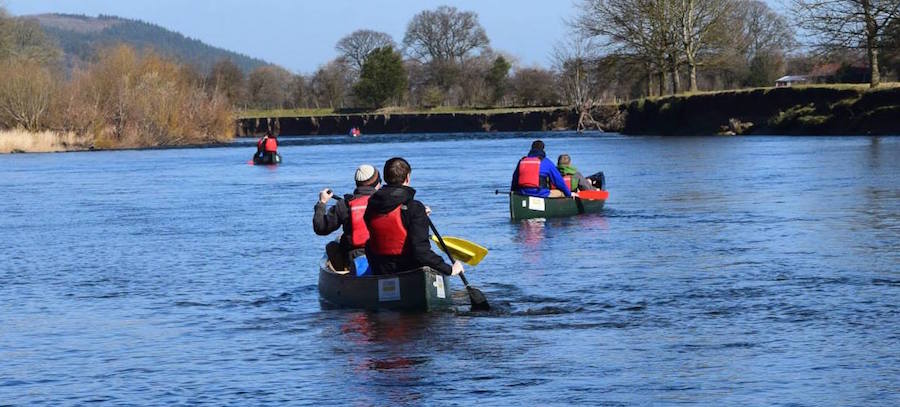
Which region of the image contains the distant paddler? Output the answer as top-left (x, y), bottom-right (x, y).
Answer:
top-left (553, 154), bottom-right (596, 193)
top-left (253, 130), bottom-right (281, 165)
top-left (510, 140), bottom-right (574, 198)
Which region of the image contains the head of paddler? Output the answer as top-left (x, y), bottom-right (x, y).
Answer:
top-left (384, 157), bottom-right (411, 186)
top-left (557, 154), bottom-right (577, 175)
top-left (355, 164), bottom-right (382, 189)
top-left (528, 139), bottom-right (546, 158)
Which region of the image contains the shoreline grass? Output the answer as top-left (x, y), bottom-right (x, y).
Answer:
top-left (0, 129), bottom-right (91, 154)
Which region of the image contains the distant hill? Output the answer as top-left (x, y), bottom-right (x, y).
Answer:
top-left (24, 13), bottom-right (270, 73)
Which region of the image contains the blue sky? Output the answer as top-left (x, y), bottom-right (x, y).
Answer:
top-left (6, 0), bottom-right (576, 73)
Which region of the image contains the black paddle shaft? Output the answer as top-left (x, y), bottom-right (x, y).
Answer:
top-left (427, 219), bottom-right (489, 310)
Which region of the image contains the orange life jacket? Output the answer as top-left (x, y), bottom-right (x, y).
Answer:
top-left (367, 205), bottom-right (407, 255)
top-left (516, 157), bottom-right (544, 188)
top-left (347, 195), bottom-right (371, 249)
top-left (263, 137), bottom-right (278, 152)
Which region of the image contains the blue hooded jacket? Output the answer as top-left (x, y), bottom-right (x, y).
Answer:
top-left (510, 149), bottom-right (572, 198)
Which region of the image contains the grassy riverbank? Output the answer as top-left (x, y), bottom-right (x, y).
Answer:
top-left (622, 83), bottom-right (900, 135)
top-left (240, 84), bottom-right (900, 136)
top-left (238, 106), bottom-right (562, 119)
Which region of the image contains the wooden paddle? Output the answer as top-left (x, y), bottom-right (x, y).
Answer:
top-left (428, 219), bottom-right (490, 311)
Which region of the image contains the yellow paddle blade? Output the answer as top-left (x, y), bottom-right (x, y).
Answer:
top-left (430, 235), bottom-right (489, 266)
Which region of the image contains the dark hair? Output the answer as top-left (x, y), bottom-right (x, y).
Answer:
top-left (383, 157), bottom-right (411, 185)
top-left (531, 140), bottom-right (545, 151)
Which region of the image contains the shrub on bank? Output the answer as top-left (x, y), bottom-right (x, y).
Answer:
top-left (0, 44), bottom-right (233, 152)
top-left (56, 45), bottom-right (232, 148)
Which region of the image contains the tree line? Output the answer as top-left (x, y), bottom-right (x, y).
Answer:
top-left (212, 2), bottom-right (898, 113)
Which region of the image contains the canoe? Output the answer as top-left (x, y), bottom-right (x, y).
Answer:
top-left (509, 190), bottom-right (609, 220)
top-left (252, 152), bottom-right (282, 165)
top-left (317, 257), bottom-right (453, 311)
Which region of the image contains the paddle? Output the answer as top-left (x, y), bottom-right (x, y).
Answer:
top-left (429, 235), bottom-right (488, 266)
top-left (427, 219), bottom-right (490, 311)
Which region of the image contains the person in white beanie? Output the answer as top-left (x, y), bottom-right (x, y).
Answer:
top-left (313, 164), bottom-right (381, 273)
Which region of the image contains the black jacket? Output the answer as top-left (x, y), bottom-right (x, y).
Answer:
top-left (312, 185), bottom-right (377, 250)
top-left (363, 185), bottom-right (451, 275)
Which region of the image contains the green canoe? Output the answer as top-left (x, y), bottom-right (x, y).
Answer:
top-left (318, 258), bottom-right (454, 311)
top-left (509, 190), bottom-right (609, 220)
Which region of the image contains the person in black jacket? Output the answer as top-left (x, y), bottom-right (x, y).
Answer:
top-left (313, 164), bottom-right (381, 271)
top-left (363, 157), bottom-right (464, 276)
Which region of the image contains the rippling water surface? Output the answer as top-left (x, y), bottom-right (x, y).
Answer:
top-left (1, 133), bottom-right (898, 405)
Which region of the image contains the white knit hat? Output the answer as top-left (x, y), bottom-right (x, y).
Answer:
top-left (354, 164), bottom-right (379, 185)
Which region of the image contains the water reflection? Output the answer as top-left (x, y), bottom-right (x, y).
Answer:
top-left (335, 311), bottom-right (438, 405)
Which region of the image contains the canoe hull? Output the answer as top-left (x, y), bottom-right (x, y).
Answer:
top-left (509, 192), bottom-right (606, 220)
top-left (252, 152), bottom-right (282, 165)
top-left (318, 260), bottom-right (453, 311)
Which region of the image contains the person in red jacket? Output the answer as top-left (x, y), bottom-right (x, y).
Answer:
top-left (255, 130), bottom-right (279, 164)
top-left (314, 164), bottom-right (381, 273)
top-left (363, 157), bottom-right (464, 277)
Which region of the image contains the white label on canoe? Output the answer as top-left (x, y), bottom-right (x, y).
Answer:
top-left (528, 196), bottom-right (545, 211)
top-left (378, 278), bottom-right (401, 302)
top-left (433, 276), bottom-right (446, 299)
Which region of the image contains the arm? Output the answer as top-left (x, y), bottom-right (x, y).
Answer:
top-left (510, 164), bottom-right (519, 191)
top-left (312, 200), bottom-right (345, 235)
top-left (544, 159), bottom-right (572, 197)
top-left (406, 201), bottom-right (452, 275)
top-left (575, 171), bottom-right (596, 191)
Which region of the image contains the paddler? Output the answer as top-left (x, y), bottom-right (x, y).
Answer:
top-left (363, 157), bottom-right (464, 277)
top-left (555, 154), bottom-right (596, 192)
top-left (256, 130), bottom-right (278, 164)
top-left (511, 140), bottom-right (574, 198)
top-left (314, 164), bottom-right (381, 273)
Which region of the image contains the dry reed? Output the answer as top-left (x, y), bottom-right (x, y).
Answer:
top-left (0, 128), bottom-right (88, 153)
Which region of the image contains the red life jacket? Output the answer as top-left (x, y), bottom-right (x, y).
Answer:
top-left (516, 157), bottom-right (545, 188)
top-left (367, 205), bottom-right (407, 255)
top-left (347, 195), bottom-right (371, 248)
top-left (565, 175), bottom-right (575, 191)
top-left (263, 137), bottom-right (278, 152)
top-left (552, 175), bottom-right (577, 192)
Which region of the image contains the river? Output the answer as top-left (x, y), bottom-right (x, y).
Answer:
top-left (1, 133), bottom-right (898, 405)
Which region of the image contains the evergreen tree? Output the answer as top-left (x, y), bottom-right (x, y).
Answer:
top-left (353, 46), bottom-right (406, 109)
top-left (485, 56), bottom-right (511, 106)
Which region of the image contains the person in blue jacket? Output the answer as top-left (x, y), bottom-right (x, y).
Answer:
top-left (511, 140), bottom-right (574, 198)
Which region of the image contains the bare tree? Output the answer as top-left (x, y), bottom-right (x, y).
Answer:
top-left (0, 60), bottom-right (55, 131)
top-left (403, 5), bottom-right (489, 62)
top-left (792, 0), bottom-right (900, 87)
top-left (733, 0), bottom-right (795, 60)
top-left (246, 65), bottom-right (294, 109)
top-left (553, 35), bottom-right (602, 130)
top-left (206, 59), bottom-right (245, 107)
top-left (510, 67), bottom-right (561, 106)
top-left (335, 29), bottom-right (395, 72)
top-left (553, 36), bottom-right (597, 105)
top-left (675, 0), bottom-right (734, 91)
top-left (310, 59), bottom-right (352, 109)
top-left (574, 0), bottom-right (678, 96)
